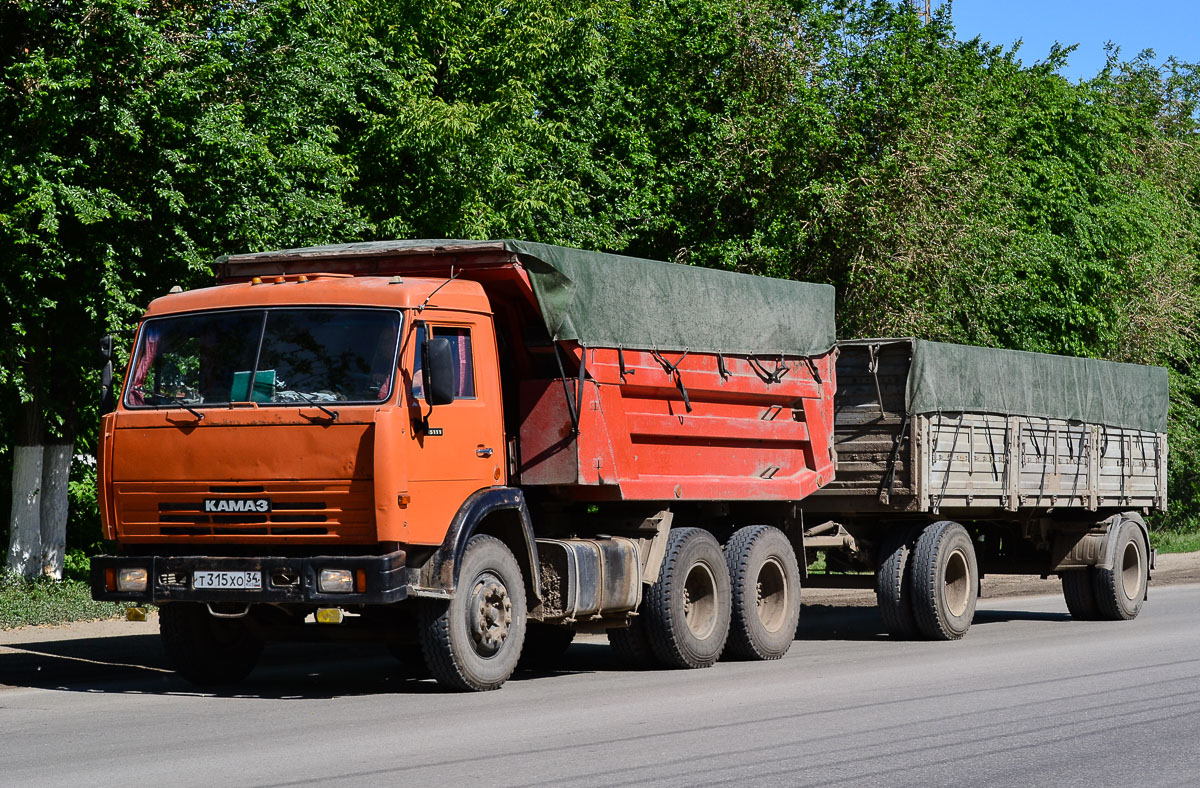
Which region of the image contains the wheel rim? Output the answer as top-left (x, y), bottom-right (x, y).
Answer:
top-left (468, 571), bottom-right (512, 658)
top-left (944, 547), bottom-right (971, 618)
top-left (1120, 540), bottom-right (1144, 601)
top-left (682, 561), bottom-right (719, 640)
top-left (755, 557), bottom-right (790, 634)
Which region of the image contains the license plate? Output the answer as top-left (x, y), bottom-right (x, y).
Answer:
top-left (193, 570), bottom-right (262, 590)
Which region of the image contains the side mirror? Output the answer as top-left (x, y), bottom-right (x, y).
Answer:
top-left (422, 336), bottom-right (456, 407)
top-left (100, 335), bottom-right (116, 415)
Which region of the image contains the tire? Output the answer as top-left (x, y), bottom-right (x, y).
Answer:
top-left (642, 527), bottom-right (731, 669)
top-left (518, 622), bottom-right (576, 671)
top-left (1093, 519), bottom-right (1148, 621)
top-left (607, 618), bottom-right (658, 669)
top-left (1061, 568), bottom-right (1100, 620)
top-left (159, 602), bottom-right (263, 686)
top-left (910, 521), bottom-right (978, 640)
top-left (418, 535), bottom-right (527, 691)
top-left (875, 528), bottom-right (920, 639)
top-left (723, 526), bottom-right (802, 660)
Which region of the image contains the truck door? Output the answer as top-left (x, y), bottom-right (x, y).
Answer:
top-left (404, 315), bottom-right (506, 545)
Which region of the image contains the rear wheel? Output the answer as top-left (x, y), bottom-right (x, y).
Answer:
top-left (418, 535), bottom-right (527, 691)
top-left (910, 521), bottom-right (978, 640)
top-left (723, 526), bottom-right (801, 660)
top-left (642, 528), bottom-right (731, 669)
top-left (1061, 569), bottom-right (1100, 620)
top-left (159, 602), bottom-right (263, 686)
top-left (875, 528), bottom-right (920, 639)
top-left (607, 618), bottom-right (658, 669)
top-left (1093, 519), bottom-right (1148, 620)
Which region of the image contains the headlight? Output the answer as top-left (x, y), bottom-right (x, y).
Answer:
top-left (116, 567), bottom-right (149, 592)
top-left (318, 568), bottom-right (354, 593)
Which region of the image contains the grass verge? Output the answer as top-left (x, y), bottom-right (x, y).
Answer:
top-left (0, 570), bottom-right (128, 630)
top-left (1150, 529), bottom-right (1200, 554)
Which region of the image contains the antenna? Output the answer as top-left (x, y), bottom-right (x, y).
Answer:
top-left (417, 266), bottom-right (461, 312)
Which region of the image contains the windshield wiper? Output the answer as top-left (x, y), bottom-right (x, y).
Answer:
top-left (287, 389), bottom-right (339, 421)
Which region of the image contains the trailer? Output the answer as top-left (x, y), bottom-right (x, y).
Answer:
top-left (93, 240), bottom-right (838, 690)
top-left (804, 338), bottom-right (1168, 638)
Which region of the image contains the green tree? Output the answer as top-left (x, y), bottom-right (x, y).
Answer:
top-left (1, 0), bottom-right (374, 577)
top-left (3, 0), bottom-right (1199, 570)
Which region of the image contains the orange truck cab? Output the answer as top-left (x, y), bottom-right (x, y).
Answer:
top-left (93, 240), bottom-right (839, 690)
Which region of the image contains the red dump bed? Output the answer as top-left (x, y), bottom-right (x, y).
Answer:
top-left (519, 345), bottom-right (835, 501)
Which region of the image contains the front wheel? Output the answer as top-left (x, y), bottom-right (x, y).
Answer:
top-left (910, 521), bottom-right (978, 640)
top-left (419, 535), bottom-right (527, 691)
top-left (159, 602), bottom-right (263, 686)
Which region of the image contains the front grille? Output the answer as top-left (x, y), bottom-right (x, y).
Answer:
top-left (114, 480), bottom-right (374, 541)
top-left (154, 499), bottom-right (332, 536)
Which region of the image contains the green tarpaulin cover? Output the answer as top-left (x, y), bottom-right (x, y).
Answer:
top-left (905, 339), bottom-right (1168, 434)
top-left (220, 239), bottom-right (837, 357)
top-left (506, 240), bottom-right (834, 356)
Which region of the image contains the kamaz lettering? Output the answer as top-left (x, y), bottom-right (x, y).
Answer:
top-left (203, 499), bottom-right (270, 513)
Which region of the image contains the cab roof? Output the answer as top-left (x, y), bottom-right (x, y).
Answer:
top-left (143, 274), bottom-right (491, 318)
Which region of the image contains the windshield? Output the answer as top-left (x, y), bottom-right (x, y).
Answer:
top-left (125, 308), bottom-right (402, 408)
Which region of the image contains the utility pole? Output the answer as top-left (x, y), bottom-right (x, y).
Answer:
top-left (912, 0), bottom-right (931, 24)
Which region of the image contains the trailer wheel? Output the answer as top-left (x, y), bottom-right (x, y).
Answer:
top-left (518, 622), bottom-right (576, 671)
top-left (607, 618), bottom-right (658, 669)
top-left (1092, 519), bottom-right (1148, 621)
top-left (418, 534), bottom-right (527, 691)
top-left (642, 527), bottom-right (731, 669)
top-left (723, 526), bottom-right (801, 660)
top-left (159, 602), bottom-right (263, 686)
top-left (910, 521), bottom-right (978, 640)
top-left (1060, 569), bottom-right (1100, 620)
top-left (875, 528), bottom-right (920, 639)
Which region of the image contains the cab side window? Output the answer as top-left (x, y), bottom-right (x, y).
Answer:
top-left (412, 324), bottom-right (475, 400)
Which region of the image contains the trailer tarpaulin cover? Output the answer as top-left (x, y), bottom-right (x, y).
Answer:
top-left (905, 339), bottom-right (1168, 433)
top-left (219, 239), bottom-right (837, 357)
top-left (505, 240), bottom-right (835, 357)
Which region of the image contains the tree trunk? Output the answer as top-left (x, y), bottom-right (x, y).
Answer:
top-left (7, 444), bottom-right (44, 580)
top-left (39, 442), bottom-right (73, 580)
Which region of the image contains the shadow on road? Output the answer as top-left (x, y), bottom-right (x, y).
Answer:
top-left (1, 602), bottom-right (1072, 697)
top-left (0, 634), bottom-right (605, 698)
top-left (795, 604), bottom-right (893, 642)
top-left (972, 609), bottom-right (1072, 625)
top-left (0, 607), bottom-right (904, 696)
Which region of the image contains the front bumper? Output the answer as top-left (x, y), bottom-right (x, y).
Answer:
top-left (91, 550), bottom-right (421, 606)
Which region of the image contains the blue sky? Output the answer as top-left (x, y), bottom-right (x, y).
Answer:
top-left (936, 1), bottom-right (1200, 81)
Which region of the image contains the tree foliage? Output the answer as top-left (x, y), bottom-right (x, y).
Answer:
top-left (2, 0), bottom-right (1199, 554)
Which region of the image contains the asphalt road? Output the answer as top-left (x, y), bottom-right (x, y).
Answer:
top-left (3, 586), bottom-right (1200, 787)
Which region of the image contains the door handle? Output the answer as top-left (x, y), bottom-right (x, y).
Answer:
top-left (476, 447), bottom-right (494, 458)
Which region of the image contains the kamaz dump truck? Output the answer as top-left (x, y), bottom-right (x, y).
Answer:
top-left (92, 240), bottom-right (1168, 690)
